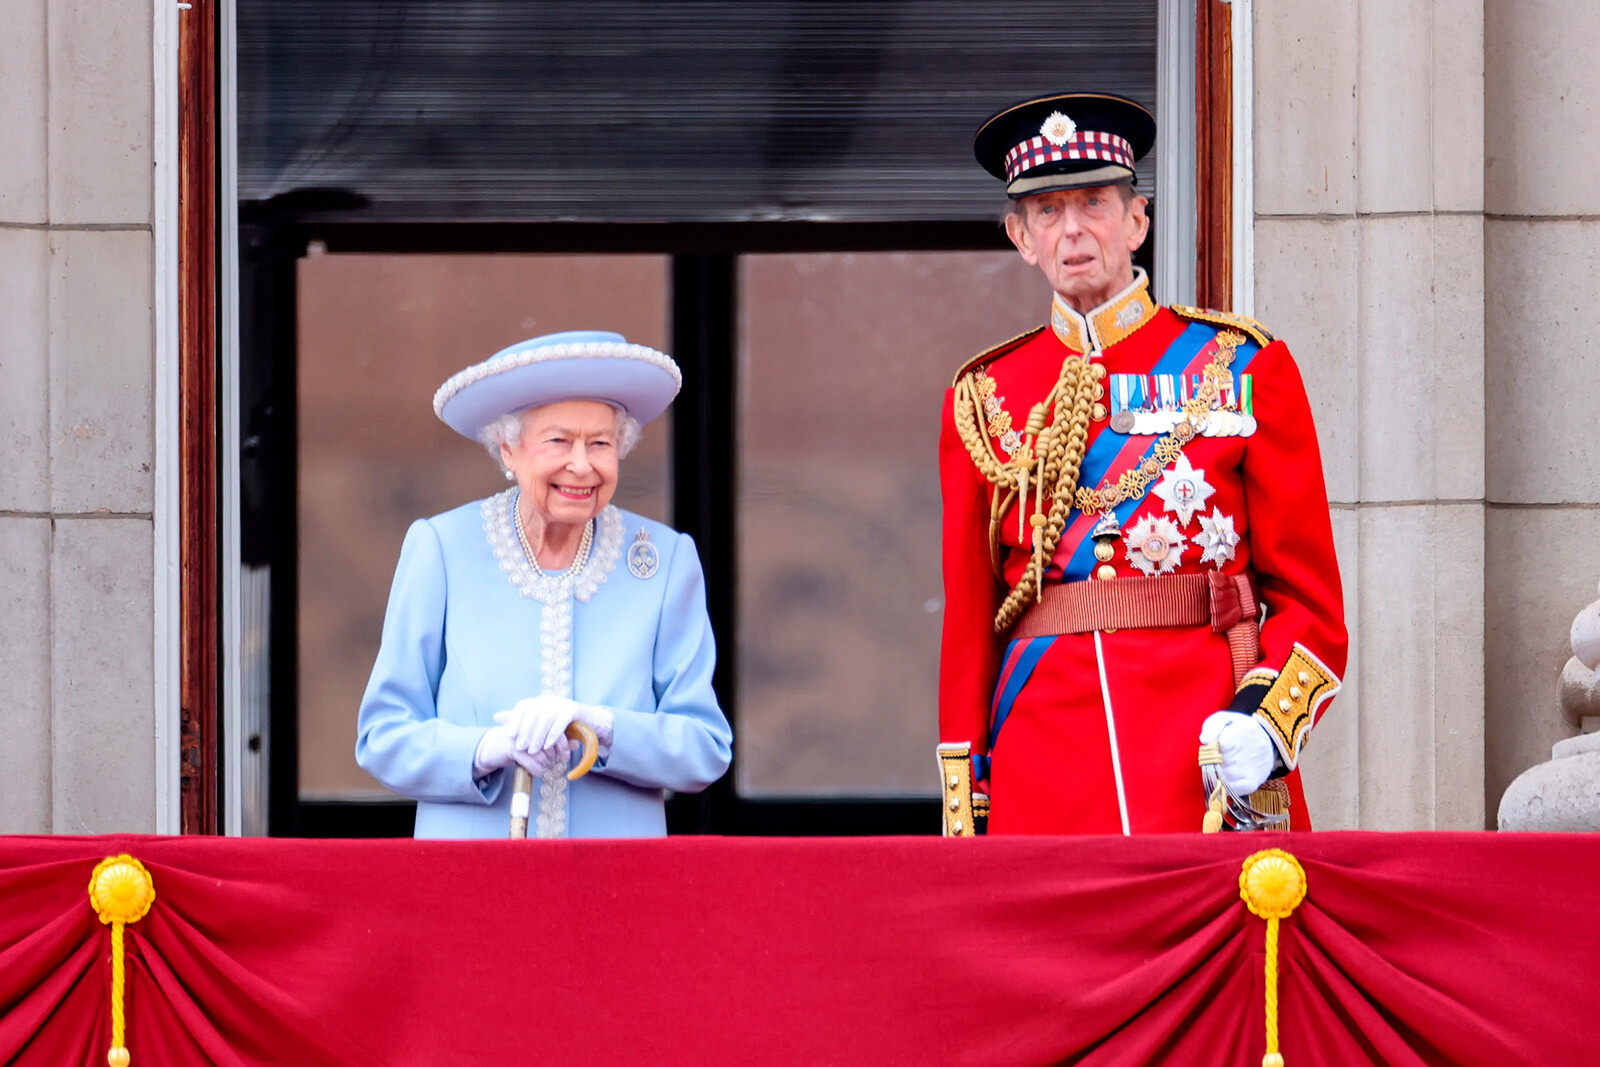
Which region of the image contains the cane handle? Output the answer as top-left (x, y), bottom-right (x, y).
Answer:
top-left (508, 722), bottom-right (599, 839)
top-left (565, 721), bottom-right (599, 780)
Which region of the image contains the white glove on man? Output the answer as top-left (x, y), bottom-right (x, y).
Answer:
top-left (1199, 711), bottom-right (1278, 796)
top-left (496, 694), bottom-right (615, 773)
top-left (472, 699), bottom-right (552, 779)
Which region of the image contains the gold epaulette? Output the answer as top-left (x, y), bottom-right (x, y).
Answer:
top-left (1168, 305), bottom-right (1276, 348)
top-left (950, 325), bottom-right (1047, 387)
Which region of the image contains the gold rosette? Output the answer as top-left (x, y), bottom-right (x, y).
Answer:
top-left (88, 855), bottom-right (156, 1067)
top-left (1240, 848), bottom-right (1306, 920)
top-left (1240, 849), bottom-right (1306, 1067)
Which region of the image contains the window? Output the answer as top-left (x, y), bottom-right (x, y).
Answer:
top-left (233, 0), bottom-right (1176, 835)
top-left (736, 251), bottom-right (1044, 797)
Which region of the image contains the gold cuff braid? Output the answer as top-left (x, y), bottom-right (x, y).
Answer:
top-left (1252, 644), bottom-right (1340, 769)
top-left (938, 743), bottom-right (981, 837)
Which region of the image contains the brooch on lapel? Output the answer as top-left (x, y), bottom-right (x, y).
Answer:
top-left (627, 528), bottom-right (660, 579)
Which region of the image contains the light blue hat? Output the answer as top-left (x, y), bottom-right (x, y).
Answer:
top-left (433, 330), bottom-right (682, 441)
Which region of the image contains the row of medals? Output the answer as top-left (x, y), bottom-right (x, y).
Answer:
top-left (1109, 407), bottom-right (1258, 438)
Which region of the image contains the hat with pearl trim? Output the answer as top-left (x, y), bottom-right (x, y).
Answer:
top-left (433, 330), bottom-right (682, 441)
top-left (974, 92), bottom-right (1156, 198)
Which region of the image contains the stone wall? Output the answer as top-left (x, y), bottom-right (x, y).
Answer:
top-left (1252, 0), bottom-right (1488, 828)
top-left (1483, 0), bottom-right (1600, 818)
top-left (0, 0), bottom-right (157, 833)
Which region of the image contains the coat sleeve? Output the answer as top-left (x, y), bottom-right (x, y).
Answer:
top-left (355, 519), bottom-right (501, 805)
top-left (938, 385), bottom-right (1005, 789)
top-left (597, 532), bottom-right (733, 794)
top-left (1226, 340), bottom-right (1350, 769)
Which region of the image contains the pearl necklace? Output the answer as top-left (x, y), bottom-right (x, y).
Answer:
top-left (513, 491), bottom-right (594, 576)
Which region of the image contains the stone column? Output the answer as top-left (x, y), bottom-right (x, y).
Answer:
top-left (1497, 583), bottom-right (1600, 831)
top-left (0, 0), bottom-right (158, 833)
top-left (1252, 0), bottom-right (1486, 828)
top-left (1483, 1), bottom-right (1600, 819)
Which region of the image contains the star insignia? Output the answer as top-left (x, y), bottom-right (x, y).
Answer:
top-left (1123, 515), bottom-right (1186, 577)
top-left (1151, 454), bottom-right (1215, 527)
top-left (1194, 509), bottom-right (1240, 567)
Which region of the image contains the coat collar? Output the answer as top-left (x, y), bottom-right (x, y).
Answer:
top-left (1050, 267), bottom-right (1157, 354)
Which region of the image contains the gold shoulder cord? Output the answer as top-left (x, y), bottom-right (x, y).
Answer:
top-left (953, 329), bottom-right (1246, 635)
top-left (953, 353), bottom-right (1102, 633)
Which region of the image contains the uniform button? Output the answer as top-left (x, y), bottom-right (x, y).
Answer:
top-left (1090, 363), bottom-right (1108, 380)
top-left (1279, 699), bottom-right (1292, 712)
top-left (1096, 564), bottom-right (1116, 581)
top-left (1289, 686), bottom-right (1302, 700)
top-left (948, 796), bottom-right (960, 811)
top-left (947, 774), bottom-right (959, 788)
top-left (1091, 403), bottom-right (1108, 422)
top-left (950, 819), bottom-right (964, 835)
top-left (1298, 671), bottom-right (1311, 685)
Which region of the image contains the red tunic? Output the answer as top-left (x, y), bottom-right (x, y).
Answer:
top-left (938, 286), bottom-right (1347, 835)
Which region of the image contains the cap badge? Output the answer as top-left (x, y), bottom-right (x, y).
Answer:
top-left (1040, 111), bottom-right (1077, 146)
top-left (1123, 515), bottom-right (1187, 577)
top-left (627, 528), bottom-right (660, 579)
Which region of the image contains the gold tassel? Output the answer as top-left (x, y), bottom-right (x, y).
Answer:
top-left (1199, 741), bottom-right (1225, 832)
top-left (89, 855), bottom-right (156, 1067)
top-left (1240, 849), bottom-right (1307, 1067)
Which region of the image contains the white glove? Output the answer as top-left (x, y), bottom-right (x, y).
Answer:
top-left (1199, 711), bottom-right (1278, 796)
top-left (472, 701), bottom-right (548, 779)
top-left (497, 695), bottom-right (615, 768)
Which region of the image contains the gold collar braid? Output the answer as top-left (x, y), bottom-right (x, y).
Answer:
top-left (1051, 269), bottom-right (1157, 353)
top-left (953, 350), bottom-right (1105, 633)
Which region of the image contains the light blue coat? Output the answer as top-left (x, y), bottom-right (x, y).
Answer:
top-left (355, 498), bottom-right (732, 839)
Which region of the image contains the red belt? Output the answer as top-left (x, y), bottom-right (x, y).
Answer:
top-left (1012, 571), bottom-right (1261, 687)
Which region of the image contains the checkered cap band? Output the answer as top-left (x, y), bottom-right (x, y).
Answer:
top-left (1003, 131), bottom-right (1135, 182)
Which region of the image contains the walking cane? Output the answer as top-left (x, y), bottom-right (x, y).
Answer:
top-left (510, 721), bottom-right (600, 839)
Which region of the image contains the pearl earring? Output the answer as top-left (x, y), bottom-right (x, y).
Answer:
top-left (504, 470), bottom-right (514, 481)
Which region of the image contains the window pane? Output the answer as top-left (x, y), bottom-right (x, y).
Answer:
top-left (240, 1), bottom-right (1158, 222)
top-left (296, 253), bottom-right (670, 800)
top-left (737, 252), bottom-right (1045, 797)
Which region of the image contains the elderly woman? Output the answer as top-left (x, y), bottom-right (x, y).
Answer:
top-left (356, 330), bottom-right (732, 838)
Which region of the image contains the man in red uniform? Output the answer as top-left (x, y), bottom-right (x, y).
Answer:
top-left (937, 93), bottom-right (1347, 836)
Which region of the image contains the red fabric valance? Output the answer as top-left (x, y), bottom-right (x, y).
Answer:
top-left (1, 832), bottom-right (1596, 1065)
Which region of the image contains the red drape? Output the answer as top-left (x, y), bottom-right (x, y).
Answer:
top-left (1, 832), bottom-right (1596, 1066)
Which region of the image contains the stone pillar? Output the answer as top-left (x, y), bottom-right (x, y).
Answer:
top-left (1483, 0), bottom-right (1600, 821)
top-left (0, 0), bottom-right (157, 833)
top-left (1497, 583), bottom-right (1600, 831)
top-left (1252, 0), bottom-right (1486, 828)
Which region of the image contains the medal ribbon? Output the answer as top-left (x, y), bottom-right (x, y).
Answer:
top-left (1054, 325), bottom-right (1262, 582)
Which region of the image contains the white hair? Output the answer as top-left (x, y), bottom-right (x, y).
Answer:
top-left (477, 402), bottom-right (642, 473)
